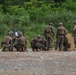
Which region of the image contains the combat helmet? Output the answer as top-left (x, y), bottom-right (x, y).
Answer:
top-left (49, 22), bottom-right (53, 26)
top-left (7, 32), bottom-right (12, 36)
top-left (18, 31), bottom-right (23, 36)
top-left (58, 22), bottom-right (63, 26)
top-left (37, 34), bottom-right (41, 38)
top-left (9, 31), bottom-right (13, 35)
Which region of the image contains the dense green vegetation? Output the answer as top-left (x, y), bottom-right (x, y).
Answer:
top-left (0, 0), bottom-right (76, 47)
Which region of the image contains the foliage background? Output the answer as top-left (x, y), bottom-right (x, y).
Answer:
top-left (0, 0), bottom-right (76, 47)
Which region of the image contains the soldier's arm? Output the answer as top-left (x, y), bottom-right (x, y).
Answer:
top-left (2, 37), bottom-right (8, 43)
top-left (65, 28), bottom-right (68, 35)
top-left (66, 29), bottom-right (68, 34)
top-left (52, 27), bottom-right (55, 37)
top-left (73, 26), bottom-right (76, 36)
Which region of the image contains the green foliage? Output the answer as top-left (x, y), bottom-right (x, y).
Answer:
top-left (0, 23), bottom-right (9, 36)
top-left (8, 6), bottom-right (27, 15)
top-left (0, 4), bottom-right (3, 13)
top-left (62, 0), bottom-right (76, 11)
top-left (0, 0), bottom-right (76, 47)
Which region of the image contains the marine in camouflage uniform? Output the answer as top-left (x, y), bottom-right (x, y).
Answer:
top-left (73, 20), bottom-right (76, 50)
top-left (1, 33), bottom-right (13, 51)
top-left (55, 22), bottom-right (68, 51)
top-left (63, 36), bottom-right (70, 51)
top-left (9, 31), bottom-right (15, 44)
top-left (14, 31), bottom-right (27, 51)
top-left (31, 35), bottom-right (46, 51)
top-left (30, 35), bottom-right (41, 51)
top-left (44, 23), bottom-right (54, 50)
top-left (30, 38), bottom-right (37, 51)
top-left (35, 35), bottom-right (43, 51)
top-left (38, 36), bottom-right (46, 51)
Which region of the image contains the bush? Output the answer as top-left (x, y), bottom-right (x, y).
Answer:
top-left (0, 0), bottom-right (76, 47)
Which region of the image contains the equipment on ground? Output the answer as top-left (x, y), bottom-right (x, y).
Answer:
top-left (66, 33), bottom-right (75, 50)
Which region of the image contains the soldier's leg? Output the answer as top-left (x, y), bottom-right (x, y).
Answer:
top-left (2, 44), bottom-right (9, 51)
top-left (40, 44), bottom-right (46, 51)
top-left (49, 37), bottom-right (53, 50)
top-left (74, 41), bottom-right (76, 50)
top-left (18, 44), bottom-right (23, 52)
top-left (46, 37), bottom-right (50, 51)
top-left (9, 47), bottom-right (13, 51)
top-left (64, 41), bottom-right (70, 51)
top-left (9, 44), bottom-right (13, 51)
top-left (21, 45), bottom-right (26, 52)
top-left (20, 47), bottom-right (23, 52)
top-left (45, 38), bottom-right (48, 50)
top-left (55, 38), bottom-right (59, 50)
top-left (32, 44), bottom-right (37, 51)
top-left (48, 37), bottom-right (51, 50)
top-left (32, 47), bottom-right (34, 51)
top-left (64, 37), bottom-right (70, 51)
top-left (15, 44), bottom-right (20, 51)
top-left (74, 41), bottom-right (76, 48)
top-left (24, 44), bottom-right (28, 51)
top-left (2, 47), bottom-right (6, 51)
top-left (42, 45), bottom-right (46, 51)
top-left (59, 37), bottom-right (64, 51)
top-left (59, 42), bottom-right (62, 51)
top-left (64, 45), bottom-right (68, 51)
top-left (74, 37), bottom-right (76, 50)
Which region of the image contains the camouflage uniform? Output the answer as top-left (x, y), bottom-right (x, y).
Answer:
top-left (18, 36), bottom-right (27, 51)
top-left (38, 37), bottom-right (46, 51)
top-left (31, 35), bottom-right (41, 51)
top-left (55, 22), bottom-right (68, 51)
top-left (9, 31), bottom-right (15, 44)
top-left (14, 31), bottom-right (27, 51)
top-left (31, 35), bottom-right (46, 51)
top-left (44, 23), bottom-right (54, 50)
top-left (73, 20), bottom-right (76, 49)
top-left (63, 36), bottom-right (70, 51)
top-left (30, 38), bottom-right (37, 51)
top-left (1, 33), bottom-right (13, 51)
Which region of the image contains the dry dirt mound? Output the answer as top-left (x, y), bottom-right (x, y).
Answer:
top-left (0, 50), bottom-right (76, 75)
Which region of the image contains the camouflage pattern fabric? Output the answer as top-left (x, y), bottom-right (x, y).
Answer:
top-left (14, 36), bottom-right (27, 51)
top-left (55, 25), bottom-right (68, 51)
top-left (73, 25), bottom-right (76, 48)
top-left (1, 35), bottom-right (13, 51)
top-left (44, 26), bottom-right (54, 50)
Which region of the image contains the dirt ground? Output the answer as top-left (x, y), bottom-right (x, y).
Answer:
top-left (0, 49), bottom-right (76, 75)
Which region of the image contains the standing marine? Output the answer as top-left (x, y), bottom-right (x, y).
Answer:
top-left (44, 22), bottom-right (54, 50)
top-left (55, 22), bottom-right (68, 51)
top-left (73, 20), bottom-right (76, 50)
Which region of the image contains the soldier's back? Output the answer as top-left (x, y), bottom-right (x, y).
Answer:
top-left (19, 36), bottom-right (26, 45)
top-left (73, 25), bottom-right (76, 30)
top-left (58, 26), bottom-right (65, 30)
top-left (3, 36), bottom-right (12, 44)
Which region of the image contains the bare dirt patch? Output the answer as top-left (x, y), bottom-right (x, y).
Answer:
top-left (0, 50), bottom-right (76, 75)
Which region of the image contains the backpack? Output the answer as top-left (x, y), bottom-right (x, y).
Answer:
top-left (45, 27), bottom-right (52, 37)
